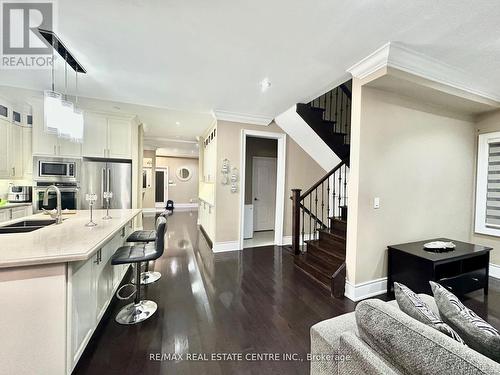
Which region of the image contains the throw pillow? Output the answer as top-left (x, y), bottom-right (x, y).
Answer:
top-left (430, 281), bottom-right (500, 363)
top-left (394, 282), bottom-right (464, 343)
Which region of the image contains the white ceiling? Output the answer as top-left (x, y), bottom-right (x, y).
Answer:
top-left (1, 1), bottom-right (500, 128)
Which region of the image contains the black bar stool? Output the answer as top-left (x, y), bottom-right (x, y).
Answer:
top-left (126, 221), bottom-right (163, 284)
top-left (111, 216), bottom-right (166, 325)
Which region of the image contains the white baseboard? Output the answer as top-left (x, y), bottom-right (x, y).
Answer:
top-left (490, 263), bottom-right (500, 279)
top-left (175, 203), bottom-right (199, 210)
top-left (213, 241), bottom-right (241, 253)
top-left (142, 204), bottom-right (198, 214)
top-left (344, 277), bottom-right (387, 302)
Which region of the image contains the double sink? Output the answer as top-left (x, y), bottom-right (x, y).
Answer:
top-left (0, 219), bottom-right (57, 234)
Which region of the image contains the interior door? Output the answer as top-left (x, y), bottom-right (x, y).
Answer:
top-left (252, 157), bottom-right (277, 231)
top-left (155, 168), bottom-right (168, 208)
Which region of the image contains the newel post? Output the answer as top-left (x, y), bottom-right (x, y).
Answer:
top-left (291, 189), bottom-right (302, 255)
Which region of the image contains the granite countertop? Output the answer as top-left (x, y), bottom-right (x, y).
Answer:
top-left (0, 209), bottom-right (142, 268)
top-left (0, 202), bottom-right (32, 210)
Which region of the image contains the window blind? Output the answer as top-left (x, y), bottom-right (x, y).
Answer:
top-left (486, 142), bottom-right (500, 227)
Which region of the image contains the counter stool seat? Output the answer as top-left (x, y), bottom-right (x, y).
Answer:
top-left (126, 230), bottom-right (156, 243)
top-left (111, 217), bottom-right (166, 325)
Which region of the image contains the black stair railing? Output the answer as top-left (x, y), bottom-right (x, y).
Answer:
top-left (310, 81), bottom-right (352, 146)
top-left (291, 161), bottom-right (349, 255)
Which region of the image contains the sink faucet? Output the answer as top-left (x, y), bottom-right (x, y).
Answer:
top-left (43, 185), bottom-right (63, 224)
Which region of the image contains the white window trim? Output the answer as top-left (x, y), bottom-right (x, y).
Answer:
top-left (475, 131), bottom-right (500, 236)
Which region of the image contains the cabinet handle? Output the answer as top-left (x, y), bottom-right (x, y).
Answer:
top-left (11, 167), bottom-right (14, 176)
top-left (58, 145), bottom-right (61, 155)
top-left (54, 145), bottom-right (57, 155)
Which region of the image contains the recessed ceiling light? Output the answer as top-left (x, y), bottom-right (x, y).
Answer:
top-left (175, 121), bottom-right (180, 125)
top-left (260, 78), bottom-right (271, 92)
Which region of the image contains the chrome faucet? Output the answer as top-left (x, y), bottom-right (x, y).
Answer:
top-left (43, 185), bottom-right (63, 224)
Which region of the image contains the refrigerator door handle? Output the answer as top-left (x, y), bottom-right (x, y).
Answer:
top-left (102, 168), bottom-right (106, 206)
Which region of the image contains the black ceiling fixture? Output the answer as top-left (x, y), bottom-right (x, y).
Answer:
top-left (38, 28), bottom-right (86, 73)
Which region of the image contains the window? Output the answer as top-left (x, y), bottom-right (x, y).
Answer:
top-left (475, 132), bottom-right (500, 236)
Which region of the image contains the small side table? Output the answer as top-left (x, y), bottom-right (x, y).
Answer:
top-left (387, 238), bottom-right (492, 297)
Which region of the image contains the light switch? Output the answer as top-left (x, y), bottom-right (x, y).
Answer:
top-left (374, 197), bottom-right (380, 209)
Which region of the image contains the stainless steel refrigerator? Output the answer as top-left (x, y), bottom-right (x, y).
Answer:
top-left (80, 158), bottom-right (132, 209)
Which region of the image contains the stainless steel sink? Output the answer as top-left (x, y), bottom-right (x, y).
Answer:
top-left (4, 220), bottom-right (56, 228)
top-left (0, 219), bottom-right (57, 234)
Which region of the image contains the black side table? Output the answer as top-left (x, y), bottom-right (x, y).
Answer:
top-left (387, 238), bottom-right (492, 297)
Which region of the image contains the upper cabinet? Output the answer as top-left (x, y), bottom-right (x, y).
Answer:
top-left (0, 115), bottom-right (29, 179)
top-left (32, 101), bottom-right (82, 158)
top-left (83, 113), bottom-right (132, 159)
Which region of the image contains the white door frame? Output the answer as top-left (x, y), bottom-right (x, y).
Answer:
top-left (239, 129), bottom-right (286, 250)
top-left (155, 167), bottom-right (169, 209)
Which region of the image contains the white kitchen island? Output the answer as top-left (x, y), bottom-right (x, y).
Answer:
top-left (0, 209), bottom-right (142, 375)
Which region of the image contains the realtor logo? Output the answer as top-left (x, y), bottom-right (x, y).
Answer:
top-left (1, 1), bottom-right (55, 69)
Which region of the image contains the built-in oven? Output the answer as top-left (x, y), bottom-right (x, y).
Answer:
top-left (33, 182), bottom-right (80, 213)
top-left (34, 157), bottom-right (79, 183)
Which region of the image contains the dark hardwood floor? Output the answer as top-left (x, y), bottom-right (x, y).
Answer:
top-left (74, 211), bottom-right (500, 375)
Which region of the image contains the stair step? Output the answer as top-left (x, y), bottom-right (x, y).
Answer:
top-left (294, 254), bottom-right (333, 289)
top-left (329, 217), bottom-right (347, 231)
top-left (307, 239), bottom-right (345, 263)
top-left (319, 229), bottom-right (346, 243)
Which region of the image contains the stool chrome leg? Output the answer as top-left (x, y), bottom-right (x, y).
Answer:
top-left (140, 261), bottom-right (161, 285)
top-left (116, 263), bottom-right (157, 325)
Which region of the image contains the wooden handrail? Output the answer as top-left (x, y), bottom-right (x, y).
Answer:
top-left (300, 161), bottom-right (345, 201)
top-left (339, 83), bottom-right (351, 98)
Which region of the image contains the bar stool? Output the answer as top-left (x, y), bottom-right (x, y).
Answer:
top-left (126, 219), bottom-right (163, 284)
top-left (111, 216), bottom-right (166, 325)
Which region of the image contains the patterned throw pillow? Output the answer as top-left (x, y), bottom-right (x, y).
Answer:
top-left (430, 281), bottom-right (500, 363)
top-left (394, 282), bottom-right (464, 344)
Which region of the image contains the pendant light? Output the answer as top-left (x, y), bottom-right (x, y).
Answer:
top-left (44, 43), bottom-right (61, 134)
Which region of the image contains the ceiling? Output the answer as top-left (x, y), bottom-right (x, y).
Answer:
top-left (1, 1), bottom-right (500, 130)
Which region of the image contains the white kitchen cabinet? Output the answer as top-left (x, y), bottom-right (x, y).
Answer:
top-left (82, 113), bottom-right (107, 158)
top-left (67, 225), bottom-right (132, 373)
top-left (32, 114), bottom-right (81, 157)
top-left (11, 206), bottom-right (31, 220)
top-left (22, 127), bottom-right (33, 176)
top-left (69, 256), bottom-right (96, 367)
top-left (108, 118), bottom-right (132, 159)
top-left (83, 113), bottom-right (133, 159)
top-left (0, 118), bottom-right (9, 178)
top-left (9, 123), bottom-right (23, 178)
top-left (0, 210), bottom-right (10, 223)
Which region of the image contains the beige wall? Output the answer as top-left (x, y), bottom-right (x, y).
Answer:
top-left (347, 85), bottom-right (476, 284)
top-left (156, 156), bottom-right (199, 204)
top-left (215, 120), bottom-right (326, 243)
top-left (471, 110), bottom-right (500, 265)
top-left (141, 152), bottom-right (199, 208)
top-left (244, 137), bottom-right (278, 204)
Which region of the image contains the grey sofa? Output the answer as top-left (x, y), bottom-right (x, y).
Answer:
top-left (310, 295), bottom-right (500, 375)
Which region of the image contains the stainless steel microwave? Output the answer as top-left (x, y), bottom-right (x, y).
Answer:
top-left (34, 157), bottom-right (80, 183)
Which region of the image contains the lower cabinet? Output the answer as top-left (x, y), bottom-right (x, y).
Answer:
top-left (0, 206), bottom-right (33, 223)
top-left (68, 221), bottom-right (133, 373)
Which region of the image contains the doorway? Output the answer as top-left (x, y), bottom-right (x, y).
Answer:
top-left (155, 167), bottom-right (169, 209)
top-left (240, 131), bottom-right (286, 249)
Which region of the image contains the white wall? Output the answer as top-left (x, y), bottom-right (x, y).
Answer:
top-left (347, 85), bottom-right (476, 284)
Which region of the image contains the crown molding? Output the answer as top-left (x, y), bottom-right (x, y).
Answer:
top-left (213, 110), bottom-right (273, 126)
top-left (347, 42), bottom-right (500, 103)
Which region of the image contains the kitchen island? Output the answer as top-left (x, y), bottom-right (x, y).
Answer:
top-left (0, 209), bottom-right (142, 375)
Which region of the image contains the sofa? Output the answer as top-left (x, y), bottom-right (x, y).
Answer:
top-left (310, 295), bottom-right (500, 374)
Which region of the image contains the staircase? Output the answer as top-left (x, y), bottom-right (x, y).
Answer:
top-left (291, 80), bottom-right (351, 298)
